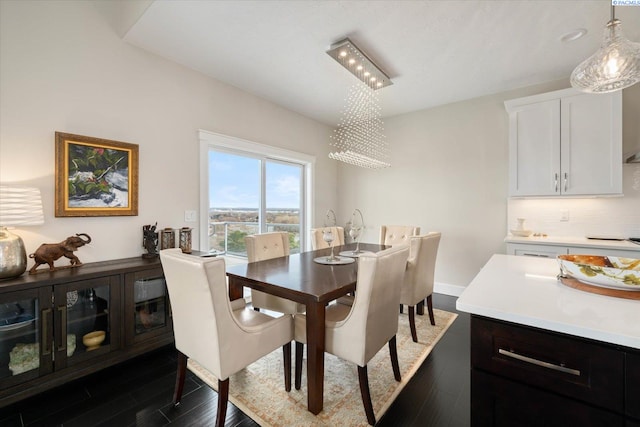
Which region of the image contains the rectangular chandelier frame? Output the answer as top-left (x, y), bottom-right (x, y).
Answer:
top-left (327, 38), bottom-right (392, 90)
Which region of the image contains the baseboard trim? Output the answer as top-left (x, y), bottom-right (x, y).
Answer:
top-left (434, 282), bottom-right (465, 297)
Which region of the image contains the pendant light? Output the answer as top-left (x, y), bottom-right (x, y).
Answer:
top-left (326, 38), bottom-right (392, 169)
top-left (570, 5), bottom-right (640, 93)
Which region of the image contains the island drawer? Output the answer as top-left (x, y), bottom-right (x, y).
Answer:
top-left (626, 352), bottom-right (640, 420)
top-left (472, 370), bottom-right (624, 426)
top-left (471, 316), bottom-right (624, 413)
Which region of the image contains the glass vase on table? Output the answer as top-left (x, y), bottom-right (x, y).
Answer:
top-left (322, 229), bottom-right (338, 262)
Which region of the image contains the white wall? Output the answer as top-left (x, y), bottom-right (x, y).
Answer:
top-left (0, 1), bottom-right (336, 264)
top-left (337, 81), bottom-right (640, 294)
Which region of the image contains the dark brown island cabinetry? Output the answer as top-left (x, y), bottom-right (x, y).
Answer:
top-left (0, 257), bottom-right (173, 407)
top-left (471, 316), bottom-right (639, 426)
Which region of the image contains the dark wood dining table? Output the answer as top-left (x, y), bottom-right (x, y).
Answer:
top-left (225, 242), bottom-right (387, 415)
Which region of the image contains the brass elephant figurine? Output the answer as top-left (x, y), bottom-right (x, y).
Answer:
top-left (29, 233), bottom-right (92, 274)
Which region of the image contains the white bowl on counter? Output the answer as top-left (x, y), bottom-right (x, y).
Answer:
top-left (510, 229), bottom-right (533, 237)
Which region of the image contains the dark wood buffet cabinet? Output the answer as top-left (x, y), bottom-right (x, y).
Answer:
top-left (471, 316), bottom-right (640, 426)
top-left (0, 257), bottom-right (173, 407)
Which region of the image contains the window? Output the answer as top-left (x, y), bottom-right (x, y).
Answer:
top-left (199, 131), bottom-right (314, 257)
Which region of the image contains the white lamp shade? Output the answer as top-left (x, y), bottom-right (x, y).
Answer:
top-left (0, 186), bottom-right (44, 227)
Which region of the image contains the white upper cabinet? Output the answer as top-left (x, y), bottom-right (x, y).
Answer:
top-left (505, 88), bottom-right (622, 197)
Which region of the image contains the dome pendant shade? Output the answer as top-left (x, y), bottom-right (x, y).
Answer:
top-left (571, 19), bottom-right (640, 93)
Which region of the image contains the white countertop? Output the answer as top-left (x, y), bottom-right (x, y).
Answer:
top-left (456, 254), bottom-right (640, 349)
top-left (505, 235), bottom-right (640, 251)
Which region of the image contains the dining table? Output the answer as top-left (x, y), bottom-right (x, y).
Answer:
top-left (225, 242), bottom-right (387, 415)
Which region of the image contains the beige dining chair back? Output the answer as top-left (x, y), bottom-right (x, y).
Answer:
top-left (379, 225), bottom-right (420, 246)
top-left (245, 232), bottom-right (304, 314)
top-left (401, 232), bottom-right (442, 342)
top-left (310, 226), bottom-right (345, 250)
top-left (294, 245), bottom-right (410, 425)
top-left (159, 248), bottom-right (293, 427)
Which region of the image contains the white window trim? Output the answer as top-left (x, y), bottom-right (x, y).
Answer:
top-left (198, 130), bottom-right (315, 253)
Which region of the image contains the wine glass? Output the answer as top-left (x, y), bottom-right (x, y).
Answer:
top-left (349, 226), bottom-right (361, 254)
top-left (350, 209), bottom-right (364, 254)
top-left (323, 229), bottom-right (336, 261)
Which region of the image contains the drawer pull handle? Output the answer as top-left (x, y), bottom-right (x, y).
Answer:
top-left (57, 305), bottom-right (67, 352)
top-left (41, 308), bottom-right (52, 356)
top-left (498, 348), bottom-right (580, 376)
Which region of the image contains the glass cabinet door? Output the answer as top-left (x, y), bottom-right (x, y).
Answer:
top-left (54, 276), bottom-right (120, 369)
top-left (125, 267), bottom-right (172, 345)
top-left (0, 288), bottom-right (51, 389)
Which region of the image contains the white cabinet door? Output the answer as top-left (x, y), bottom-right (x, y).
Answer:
top-left (505, 88), bottom-right (622, 197)
top-left (560, 93), bottom-right (622, 196)
top-left (508, 100), bottom-right (560, 196)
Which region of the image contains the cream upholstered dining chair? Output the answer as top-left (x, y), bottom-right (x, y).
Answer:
top-left (245, 232), bottom-right (304, 314)
top-left (159, 248), bottom-right (293, 427)
top-left (401, 233), bottom-right (442, 342)
top-left (310, 226), bottom-right (345, 250)
top-left (379, 225), bottom-right (420, 246)
top-left (294, 245), bottom-right (410, 426)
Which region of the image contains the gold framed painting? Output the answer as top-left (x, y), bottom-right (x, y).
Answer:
top-left (55, 132), bottom-right (139, 217)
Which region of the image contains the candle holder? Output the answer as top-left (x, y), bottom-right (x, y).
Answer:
top-left (160, 228), bottom-right (175, 250)
top-left (179, 227), bottom-right (192, 254)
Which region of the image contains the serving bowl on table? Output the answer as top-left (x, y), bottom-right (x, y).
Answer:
top-left (557, 255), bottom-right (640, 291)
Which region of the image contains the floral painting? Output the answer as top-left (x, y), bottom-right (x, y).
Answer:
top-left (55, 132), bottom-right (138, 217)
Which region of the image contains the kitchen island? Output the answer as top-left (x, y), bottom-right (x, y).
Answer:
top-left (457, 254), bottom-right (640, 426)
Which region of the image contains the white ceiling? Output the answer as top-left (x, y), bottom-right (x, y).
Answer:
top-left (124, 1), bottom-right (640, 126)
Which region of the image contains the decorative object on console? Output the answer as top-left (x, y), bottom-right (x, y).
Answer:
top-left (55, 132), bottom-right (139, 217)
top-left (0, 186), bottom-right (44, 279)
top-left (28, 233), bottom-right (92, 274)
top-left (327, 38), bottom-right (392, 169)
top-left (160, 228), bottom-right (175, 250)
top-left (142, 223), bottom-right (159, 258)
top-left (571, 5), bottom-right (640, 93)
top-left (82, 330), bottom-right (105, 351)
top-left (179, 227), bottom-right (192, 253)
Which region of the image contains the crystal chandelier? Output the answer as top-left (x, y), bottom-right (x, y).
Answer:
top-left (570, 5), bottom-right (640, 93)
top-left (327, 38), bottom-right (392, 169)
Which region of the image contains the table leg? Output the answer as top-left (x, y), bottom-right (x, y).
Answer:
top-left (227, 276), bottom-right (243, 301)
top-left (305, 302), bottom-right (325, 415)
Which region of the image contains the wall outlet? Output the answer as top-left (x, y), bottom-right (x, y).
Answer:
top-left (560, 209), bottom-right (570, 222)
top-left (184, 210), bottom-right (197, 222)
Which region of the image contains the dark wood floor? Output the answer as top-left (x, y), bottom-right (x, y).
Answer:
top-left (0, 294), bottom-right (470, 427)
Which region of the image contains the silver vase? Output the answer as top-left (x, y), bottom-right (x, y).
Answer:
top-left (0, 227), bottom-right (27, 279)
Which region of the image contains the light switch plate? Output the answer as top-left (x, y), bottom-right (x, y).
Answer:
top-left (184, 210), bottom-right (197, 222)
top-left (560, 209), bottom-right (569, 222)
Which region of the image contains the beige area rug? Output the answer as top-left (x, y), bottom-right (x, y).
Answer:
top-left (188, 309), bottom-right (457, 427)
